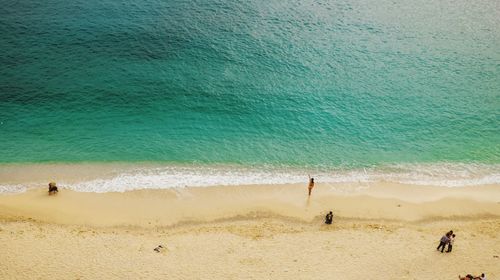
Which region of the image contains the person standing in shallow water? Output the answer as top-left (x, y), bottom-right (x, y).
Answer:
top-left (308, 175), bottom-right (315, 196)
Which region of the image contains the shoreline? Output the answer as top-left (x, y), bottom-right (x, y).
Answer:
top-left (1, 162), bottom-right (499, 194)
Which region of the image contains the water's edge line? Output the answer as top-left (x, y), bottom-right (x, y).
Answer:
top-left (1, 162), bottom-right (499, 193)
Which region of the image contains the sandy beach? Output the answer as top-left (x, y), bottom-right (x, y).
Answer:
top-left (0, 182), bottom-right (499, 279)
top-left (2, 0), bottom-right (499, 278)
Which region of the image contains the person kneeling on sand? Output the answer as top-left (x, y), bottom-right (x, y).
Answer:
top-left (48, 182), bottom-right (58, 195)
top-left (325, 211), bottom-right (333, 224)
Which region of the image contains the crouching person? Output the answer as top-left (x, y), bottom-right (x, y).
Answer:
top-left (325, 211), bottom-right (333, 224)
top-left (48, 182), bottom-right (58, 195)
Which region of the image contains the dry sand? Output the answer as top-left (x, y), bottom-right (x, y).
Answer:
top-left (0, 183), bottom-right (499, 279)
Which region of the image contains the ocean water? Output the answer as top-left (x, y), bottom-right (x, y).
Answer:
top-left (1, 0), bottom-right (499, 191)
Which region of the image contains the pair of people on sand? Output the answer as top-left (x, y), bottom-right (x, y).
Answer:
top-left (436, 230), bottom-right (455, 253)
top-left (459, 273), bottom-right (486, 280)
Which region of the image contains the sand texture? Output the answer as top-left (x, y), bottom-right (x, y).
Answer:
top-left (1, 183), bottom-right (499, 279)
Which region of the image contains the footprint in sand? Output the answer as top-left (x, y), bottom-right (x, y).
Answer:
top-left (154, 245), bottom-right (168, 254)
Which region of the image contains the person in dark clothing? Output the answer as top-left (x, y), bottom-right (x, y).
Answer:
top-left (48, 182), bottom-right (58, 195)
top-left (325, 211), bottom-right (333, 224)
top-left (436, 232), bottom-right (450, 252)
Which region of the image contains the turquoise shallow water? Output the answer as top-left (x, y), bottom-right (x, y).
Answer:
top-left (1, 0), bottom-right (499, 168)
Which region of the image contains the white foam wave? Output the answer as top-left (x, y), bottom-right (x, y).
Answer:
top-left (67, 167), bottom-right (314, 193)
top-left (0, 163), bottom-right (499, 193)
top-left (53, 163), bottom-right (500, 192)
top-left (0, 184), bottom-right (27, 194)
